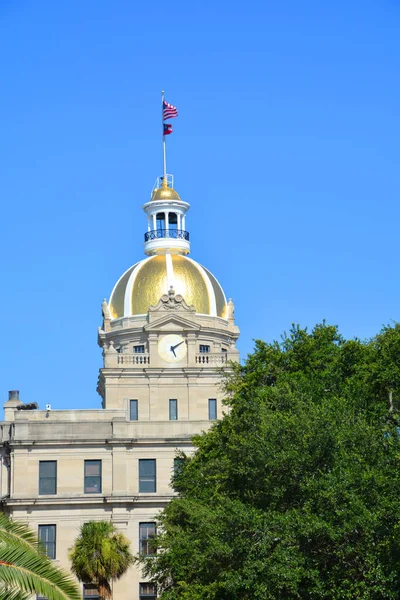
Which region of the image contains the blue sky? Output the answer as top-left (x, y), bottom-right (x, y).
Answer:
top-left (1, 0), bottom-right (400, 410)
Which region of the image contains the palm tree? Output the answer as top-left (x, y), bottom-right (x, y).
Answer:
top-left (68, 521), bottom-right (134, 600)
top-left (0, 511), bottom-right (80, 600)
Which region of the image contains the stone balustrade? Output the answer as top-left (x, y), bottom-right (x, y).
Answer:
top-left (195, 353), bottom-right (228, 365)
top-left (117, 354), bottom-right (150, 365)
top-left (103, 351), bottom-right (236, 368)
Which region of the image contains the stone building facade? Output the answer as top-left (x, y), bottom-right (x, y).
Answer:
top-left (0, 175), bottom-right (240, 600)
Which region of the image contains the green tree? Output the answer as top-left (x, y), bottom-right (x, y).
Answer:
top-left (68, 521), bottom-right (134, 600)
top-left (0, 511), bottom-right (80, 600)
top-left (139, 322), bottom-right (400, 599)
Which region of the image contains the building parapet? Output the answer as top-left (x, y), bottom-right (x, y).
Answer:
top-left (13, 409), bottom-right (126, 422)
top-left (2, 419), bottom-right (213, 444)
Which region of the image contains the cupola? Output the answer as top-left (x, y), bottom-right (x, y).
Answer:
top-left (142, 175), bottom-right (190, 256)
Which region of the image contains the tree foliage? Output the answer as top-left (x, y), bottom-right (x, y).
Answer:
top-left (0, 512), bottom-right (80, 600)
top-left (140, 322), bottom-right (400, 599)
top-left (68, 521), bottom-right (134, 600)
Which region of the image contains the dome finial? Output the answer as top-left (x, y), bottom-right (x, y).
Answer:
top-left (150, 176), bottom-right (182, 202)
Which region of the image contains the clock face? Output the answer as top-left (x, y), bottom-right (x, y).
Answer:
top-left (158, 334), bottom-right (187, 363)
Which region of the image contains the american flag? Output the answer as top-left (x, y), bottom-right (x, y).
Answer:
top-left (163, 100), bottom-right (178, 120)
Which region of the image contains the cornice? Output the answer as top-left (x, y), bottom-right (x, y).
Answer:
top-left (6, 437), bottom-right (196, 449)
top-left (98, 366), bottom-right (232, 378)
top-left (3, 494), bottom-right (174, 507)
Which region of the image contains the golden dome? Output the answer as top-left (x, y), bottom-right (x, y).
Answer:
top-left (109, 254), bottom-right (227, 319)
top-left (151, 179), bottom-right (181, 201)
top-left (151, 187), bottom-right (181, 201)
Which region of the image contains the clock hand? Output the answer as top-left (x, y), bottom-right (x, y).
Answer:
top-left (171, 341), bottom-right (184, 351)
top-left (170, 345), bottom-right (176, 357)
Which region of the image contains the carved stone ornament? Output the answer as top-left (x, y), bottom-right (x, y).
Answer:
top-left (226, 298), bottom-right (235, 319)
top-left (102, 298), bottom-right (112, 319)
top-left (149, 286), bottom-right (195, 313)
top-left (105, 340), bottom-right (117, 353)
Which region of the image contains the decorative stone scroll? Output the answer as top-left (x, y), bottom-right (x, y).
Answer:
top-left (148, 286), bottom-right (195, 313)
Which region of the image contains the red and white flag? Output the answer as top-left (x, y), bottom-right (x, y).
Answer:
top-left (163, 100), bottom-right (178, 120)
top-left (163, 123), bottom-right (173, 135)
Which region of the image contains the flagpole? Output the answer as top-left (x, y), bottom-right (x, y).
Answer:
top-left (161, 90), bottom-right (167, 182)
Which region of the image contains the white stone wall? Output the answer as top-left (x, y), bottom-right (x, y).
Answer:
top-left (1, 299), bottom-right (240, 599)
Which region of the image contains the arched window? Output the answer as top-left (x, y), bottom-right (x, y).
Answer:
top-left (156, 213), bottom-right (165, 233)
top-left (168, 212), bottom-right (178, 230)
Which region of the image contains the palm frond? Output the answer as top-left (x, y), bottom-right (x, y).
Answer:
top-left (0, 514), bottom-right (38, 553)
top-left (0, 583), bottom-right (31, 600)
top-left (0, 553), bottom-right (80, 600)
top-left (0, 513), bottom-right (80, 600)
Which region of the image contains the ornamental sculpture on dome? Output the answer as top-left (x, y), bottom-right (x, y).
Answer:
top-left (101, 298), bottom-right (112, 332)
top-left (225, 298), bottom-right (235, 320)
top-left (148, 286), bottom-right (195, 313)
top-left (102, 298), bottom-right (111, 319)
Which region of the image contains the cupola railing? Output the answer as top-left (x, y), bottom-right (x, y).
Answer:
top-left (144, 229), bottom-right (190, 242)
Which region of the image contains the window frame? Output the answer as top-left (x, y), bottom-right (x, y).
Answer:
top-left (130, 399), bottom-right (138, 421)
top-left (156, 212), bottom-right (166, 232)
top-left (199, 344), bottom-right (210, 353)
top-left (168, 212), bottom-right (178, 227)
top-left (209, 398), bottom-right (217, 420)
top-left (172, 457), bottom-right (184, 490)
top-left (139, 522), bottom-right (156, 556)
top-left (139, 582), bottom-right (157, 599)
top-left (83, 584), bottom-right (100, 600)
top-left (173, 457), bottom-right (184, 476)
top-left (39, 460), bottom-right (57, 495)
top-left (134, 345), bottom-right (145, 354)
top-left (38, 524), bottom-right (56, 559)
top-left (169, 399), bottom-right (178, 421)
top-left (139, 459), bottom-right (156, 493)
top-left (84, 459), bottom-right (102, 494)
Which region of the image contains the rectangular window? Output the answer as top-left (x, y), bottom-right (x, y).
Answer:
top-left (134, 345), bottom-right (145, 354)
top-left (38, 525), bottom-right (56, 559)
top-left (199, 344), bottom-right (210, 353)
top-left (84, 460), bottom-right (102, 494)
top-left (130, 399), bottom-right (138, 421)
top-left (139, 459), bottom-right (156, 493)
top-left (174, 457), bottom-right (184, 476)
top-left (139, 522), bottom-right (156, 556)
top-left (209, 399), bottom-right (217, 420)
top-left (139, 583), bottom-right (156, 599)
top-left (39, 461), bottom-right (57, 495)
top-left (169, 399), bottom-right (178, 421)
top-left (83, 584), bottom-right (100, 600)
top-left (172, 457), bottom-right (184, 490)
